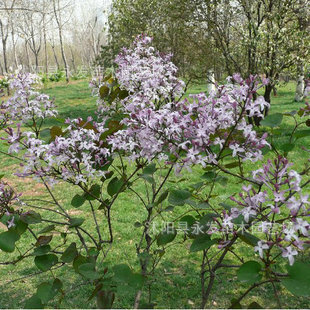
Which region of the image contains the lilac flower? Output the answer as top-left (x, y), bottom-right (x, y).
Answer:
top-left (7, 217), bottom-right (15, 228)
top-left (282, 246), bottom-right (298, 266)
top-left (294, 218), bottom-right (309, 236)
top-left (210, 156), bottom-right (309, 266)
top-left (242, 206), bottom-right (257, 223)
top-left (114, 35), bottom-right (185, 109)
top-left (2, 70), bottom-right (57, 124)
top-left (283, 227), bottom-right (299, 242)
top-left (254, 241), bottom-right (269, 259)
top-left (16, 119), bottom-right (111, 185)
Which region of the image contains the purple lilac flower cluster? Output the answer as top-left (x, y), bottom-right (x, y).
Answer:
top-left (90, 37), bottom-right (270, 172)
top-left (114, 34), bottom-right (185, 111)
top-left (17, 118), bottom-right (111, 185)
top-left (208, 157), bottom-right (309, 265)
top-left (109, 87), bottom-right (269, 172)
top-left (3, 70), bottom-right (57, 123)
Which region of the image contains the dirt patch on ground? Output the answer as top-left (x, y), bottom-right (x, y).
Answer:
top-left (1, 164), bottom-right (19, 172)
top-left (0, 222), bottom-right (7, 231)
top-left (68, 209), bottom-right (84, 216)
top-left (22, 182), bottom-right (45, 197)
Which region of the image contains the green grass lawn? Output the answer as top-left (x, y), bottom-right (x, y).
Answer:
top-left (0, 80), bottom-right (309, 309)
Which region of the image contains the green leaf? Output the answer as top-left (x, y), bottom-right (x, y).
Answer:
top-left (196, 202), bottom-right (211, 209)
top-left (294, 129), bottom-right (310, 139)
top-left (36, 282), bottom-right (54, 303)
top-left (34, 254), bottom-right (58, 271)
top-left (113, 264), bottom-right (132, 283)
top-left (73, 254), bottom-right (89, 273)
top-left (33, 245), bottom-right (51, 256)
top-left (118, 89), bottom-right (129, 99)
top-left (179, 215), bottom-right (196, 227)
top-left (36, 278), bottom-right (63, 303)
top-left (71, 194), bottom-right (86, 207)
top-left (248, 302), bottom-right (263, 309)
top-left (107, 177), bottom-right (124, 197)
top-left (13, 218), bottom-right (28, 235)
top-left (199, 213), bottom-right (218, 227)
top-left (113, 264), bottom-right (144, 288)
top-left (229, 298), bottom-right (242, 309)
top-left (143, 163), bottom-right (156, 175)
top-left (237, 231), bottom-right (260, 247)
top-left (168, 189), bottom-right (191, 206)
top-left (261, 113), bottom-right (283, 128)
top-left (129, 273), bottom-right (144, 288)
top-left (35, 235), bottom-right (53, 246)
top-left (279, 143), bottom-right (295, 153)
top-left (201, 171), bottom-right (216, 181)
top-left (190, 234), bottom-right (217, 252)
top-left (161, 205), bottom-right (174, 212)
top-left (40, 128), bottom-right (51, 143)
top-left (155, 190), bottom-right (169, 205)
top-left (216, 175), bottom-right (228, 186)
top-left (140, 174), bottom-right (155, 184)
top-left (84, 184), bottom-right (101, 200)
top-left (78, 263), bottom-right (102, 280)
top-left (97, 290), bottom-right (115, 309)
top-left (282, 262), bottom-right (310, 296)
top-left (225, 162), bottom-right (240, 169)
top-left (61, 242), bottom-right (78, 263)
top-left (69, 218), bottom-right (85, 228)
top-left (139, 302), bottom-right (156, 309)
top-left (237, 261), bottom-right (262, 284)
top-left (0, 230), bottom-right (20, 252)
top-left (50, 126), bottom-right (63, 141)
top-left (38, 225), bottom-right (55, 234)
top-left (99, 85), bottom-right (110, 98)
top-left (189, 182), bottom-right (204, 190)
top-left (219, 202), bottom-right (234, 211)
top-left (20, 211), bottom-right (42, 224)
top-left (25, 295), bottom-right (44, 309)
top-left (157, 227), bottom-right (177, 246)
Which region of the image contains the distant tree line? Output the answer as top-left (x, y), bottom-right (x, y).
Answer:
top-left (0, 0), bottom-right (107, 81)
top-left (98, 0), bottom-right (310, 105)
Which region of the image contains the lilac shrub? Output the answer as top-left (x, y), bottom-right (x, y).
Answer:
top-left (16, 118), bottom-right (112, 185)
top-left (0, 36), bottom-right (309, 309)
top-left (3, 71), bottom-right (57, 124)
top-left (218, 156), bottom-right (310, 266)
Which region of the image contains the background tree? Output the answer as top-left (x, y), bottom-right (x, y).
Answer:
top-left (52, 0), bottom-right (72, 82)
top-left (195, 0), bottom-right (310, 115)
top-left (102, 0), bottom-right (309, 117)
top-left (99, 0), bottom-right (216, 80)
top-left (0, 0), bottom-right (16, 73)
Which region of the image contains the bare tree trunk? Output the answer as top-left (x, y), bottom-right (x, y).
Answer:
top-left (43, 14), bottom-right (48, 75)
top-left (263, 84), bottom-right (273, 116)
top-left (1, 39), bottom-right (8, 73)
top-left (69, 46), bottom-right (76, 73)
top-left (11, 23), bottom-right (18, 68)
top-left (0, 20), bottom-right (8, 73)
top-left (34, 52), bottom-right (39, 72)
top-left (295, 64), bottom-right (304, 102)
top-left (53, 0), bottom-right (69, 83)
top-left (25, 39), bottom-right (31, 70)
top-left (51, 46), bottom-right (60, 70)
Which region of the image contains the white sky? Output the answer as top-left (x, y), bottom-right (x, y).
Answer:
top-left (74, 0), bottom-right (112, 22)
